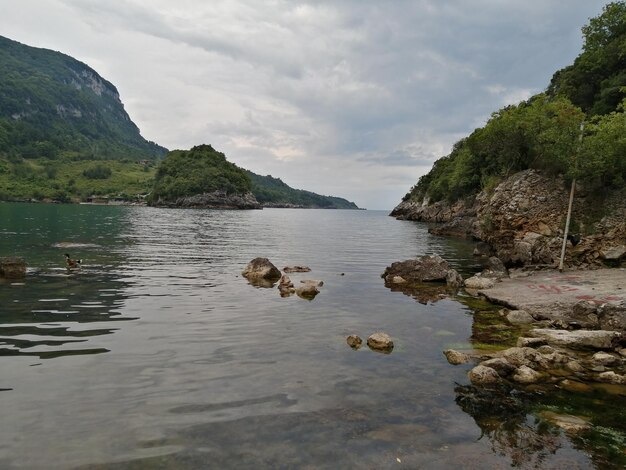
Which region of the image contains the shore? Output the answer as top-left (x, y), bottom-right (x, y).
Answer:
top-left (475, 268), bottom-right (626, 316)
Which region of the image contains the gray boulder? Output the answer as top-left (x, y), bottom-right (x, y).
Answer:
top-left (512, 365), bottom-right (542, 384)
top-left (463, 275), bottom-right (496, 290)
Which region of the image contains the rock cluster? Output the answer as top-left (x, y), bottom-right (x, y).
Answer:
top-left (243, 259), bottom-right (323, 300)
top-left (346, 332), bottom-right (394, 353)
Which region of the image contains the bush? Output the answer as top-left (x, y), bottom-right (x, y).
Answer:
top-left (82, 164), bottom-right (112, 179)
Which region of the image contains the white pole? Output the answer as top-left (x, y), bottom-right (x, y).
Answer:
top-left (558, 122), bottom-right (585, 273)
top-left (559, 178), bottom-right (576, 272)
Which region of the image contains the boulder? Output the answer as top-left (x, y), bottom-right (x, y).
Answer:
top-left (528, 329), bottom-right (621, 350)
top-left (468, 365), bottom-right (501, 386)
top-left (0, 257), bottom-right (26, 279)
top-left (367, 332), bottom-right (394, 352)
top-left (443, 349), bottom-right (471, 365)
top-left (485, 256), bottom-right (508, 278)
top-left (242, 258), bottom-right (281, 281)
top-left (512, 365), bottom-right (542, 384)
top-left (597, 303), bottom-right (626, 331)
top-left (463, 275), bottom-right (496, 290)
top-left (381, 255), bottom-right (453, 283)
top-left (346, 335), bottom-right (363, 349)
top-left (445, 269), bottom-right (464, 288)
top-left (569, 301), bottom-right (600, 329)
top-left (506, 310), bottom-right (535, 325)
top-left (480, 358), bottom-right (516, 377)
top-left (601, 245), bottom-right (626, 260)
top-left (296, 284), bottom-right (320, 300)
top-left (502, 347), bottom-right (546, 368)
top-left (284, 266), bottom-right (311, 273)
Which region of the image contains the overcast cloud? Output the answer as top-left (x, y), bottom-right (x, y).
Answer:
top-left (0, 0), bottom-right (609, 208)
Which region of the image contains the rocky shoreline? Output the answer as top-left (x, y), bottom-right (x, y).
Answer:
top-left (149, 190), bottom-right (262, 210)
top-left (391, 169), bottom-right (626, 270)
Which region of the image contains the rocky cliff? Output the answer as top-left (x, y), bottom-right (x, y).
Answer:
top-left (151, 190), bottom-right (261, 210)
top-left (391, 170), bottom-right (626, 269)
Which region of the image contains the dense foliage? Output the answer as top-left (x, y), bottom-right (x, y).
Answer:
top-left (406, 2), bottom-right (626, 204)
top-left (0, 35), bottom-right (166, 161)
top-left (148, 145), bottom-right (252, 202)
top-left (245, 171), bottom-right (359, 209)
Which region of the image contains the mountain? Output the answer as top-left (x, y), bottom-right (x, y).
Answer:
top-left (0, 35), bottom-right (166, 160)
top-left (245, 171), bottom-right (359, 209)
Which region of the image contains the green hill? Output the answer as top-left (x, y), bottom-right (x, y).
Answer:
top-left (245, 171), bottom-right (359, 209)
top-left (402, 2), bottom-right (626, 206)
top-left (0, 35), bottom-right (166, 160)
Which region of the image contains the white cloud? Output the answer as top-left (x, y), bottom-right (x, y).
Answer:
top-left (0, 0), bottom-right (608, 209)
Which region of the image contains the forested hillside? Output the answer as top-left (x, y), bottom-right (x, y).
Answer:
top-left (245, 171), bottom-right (359, 209)
top-left (402, 2), bottom-right (626, 205)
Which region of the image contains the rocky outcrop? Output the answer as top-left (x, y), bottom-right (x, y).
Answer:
top-left (153, 191), bottom-right (262, 210)
top-left (0, 257), bottom-right (26, 279)
top-left (381, 255), bottom-right (462, 287)
top-left (391, 169), bottom-right (626, 270)
top-left (242, 258), bottom-right (281, 282)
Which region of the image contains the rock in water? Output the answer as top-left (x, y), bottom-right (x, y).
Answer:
top-left (367, 332), bottom-right (394, 352)
top-left (346, 335), bottom-right (363, 349)
top-left (443, 349), bottom-right (471, 365)
top-left (295, 284), bottom-right (319, 300)
top-left (382, 255), bottom-right (460, 285)
top-left (242, 258), bottom-right (281, 281)
top-left (284, 266), bottom-right (311, 273)
top-left (0, 257), bottom-right (26, 279)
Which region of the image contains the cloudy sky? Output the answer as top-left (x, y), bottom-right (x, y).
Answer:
top-left (0, 0), bottom-right (609, 209)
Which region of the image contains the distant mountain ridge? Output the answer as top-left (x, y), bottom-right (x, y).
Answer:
top-left (0, 35), bottom-right (358, 208)
top-left (0, 35), bottom-right (166, 160)
top-left (245, 171), bottom-right (359, 209)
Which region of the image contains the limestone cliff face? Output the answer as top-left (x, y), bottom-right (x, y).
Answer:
top-left (391, 170), bottom-right (626, 269)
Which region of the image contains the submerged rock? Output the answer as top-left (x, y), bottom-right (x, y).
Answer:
top-left (367, 332), bottom-right (394, 352)
top-left (242, 258), bottom-right (282, 282)
top-left (0, 257), bottom-right (26, 279)
top-left (538, 411), bottom-right (591, 433)
top-left (443, 349), bottom-right (471, 365)
top-left (300, 279), bottom-right (324, 288)
top-left (284, 265), bottom-right (311, 273)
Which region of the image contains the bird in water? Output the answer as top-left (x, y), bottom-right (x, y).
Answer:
top-left (65, 253), bottom-right (82, 269)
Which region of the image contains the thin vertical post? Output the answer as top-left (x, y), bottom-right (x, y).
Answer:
top-left (558, 122), bottom-right (585, 272)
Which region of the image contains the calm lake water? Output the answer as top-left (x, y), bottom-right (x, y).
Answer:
top-left (0, 203), bottom-right (624, 469)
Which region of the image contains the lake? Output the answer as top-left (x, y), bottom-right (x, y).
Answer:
top-left (0, 203), bottom-right (623, 469)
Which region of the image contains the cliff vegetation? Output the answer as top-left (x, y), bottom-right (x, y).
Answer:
top-left (403, 2), bottom-right (626, 205)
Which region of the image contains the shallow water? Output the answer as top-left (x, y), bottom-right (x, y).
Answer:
top-left (0, 203), bottom-right (623, 469)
